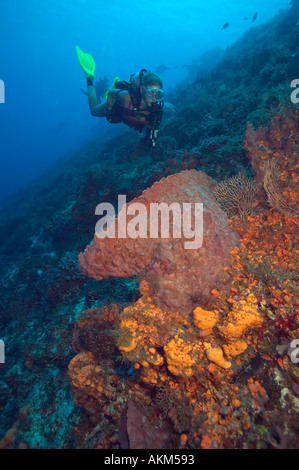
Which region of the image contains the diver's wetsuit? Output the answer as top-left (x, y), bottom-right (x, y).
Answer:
top-left (107, 91), bottom-right (163, 147)
top-left (107, 93), bottom-right (149, 130)
top-left (114, 99), bottom-right (149, 131)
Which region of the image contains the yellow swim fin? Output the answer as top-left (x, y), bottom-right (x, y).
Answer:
top-left (104, 76), bottom-right (121, 98)
top-left (76, 45), bottom-right (95, 80)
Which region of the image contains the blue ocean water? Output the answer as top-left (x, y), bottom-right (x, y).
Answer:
top-left (0, 0), bottom-right (289, 204)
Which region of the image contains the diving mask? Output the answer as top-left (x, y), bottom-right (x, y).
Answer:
top-left (144, 87), bottom-right (165, 100)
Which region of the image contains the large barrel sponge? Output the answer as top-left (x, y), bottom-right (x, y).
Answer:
top-left (79, 170), bottom-right (239, 314)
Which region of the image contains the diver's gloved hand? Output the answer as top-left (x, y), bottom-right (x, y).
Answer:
top-left (76, 45), bottom-right (95, 81)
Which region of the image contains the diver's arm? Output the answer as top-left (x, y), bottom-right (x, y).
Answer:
top-left (112, 90), bottom-right (131, 108)
top-left (88, 88), bottom-right (127, 117)
top-left (87, 83), bottom-right (97, 108)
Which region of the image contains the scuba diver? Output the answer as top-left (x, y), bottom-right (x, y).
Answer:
top-left (76, 45), bottom-right (164, 147)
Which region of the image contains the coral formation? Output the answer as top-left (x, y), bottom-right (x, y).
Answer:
top-left (212, 172), bottom-right (257, 220)
top-left (193, 307), bottom-right (219, 335)
top-left (69, 120), bottom-right (299, 448)
top-left (263, 158), bottom-right (298, 218)
top-left (72, 305), bottom-right (118, 361)
top-left (218, 293), bottom-right (263, 340)
top-left (70, 96), bottom-right (299, 448)
top-left (205, 347), bottom-right (232, 369)
top-left (244, 107), bottom-right (299, 217)
top-left (115, 280), bottom-right (263, 381)
top-left (119, 400), bottom-right (175, 449)
top-left (79, 170), bottom-right (240, 314)
top-left (164, 335), bottom-right (199, 377)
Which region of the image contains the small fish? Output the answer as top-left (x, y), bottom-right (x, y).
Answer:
top-left (222, 22), bottom-right (230, 30)
top-left (155, 64), bottom-right (170, 75)
top-left (252, 12), bottom-right (258, 22)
